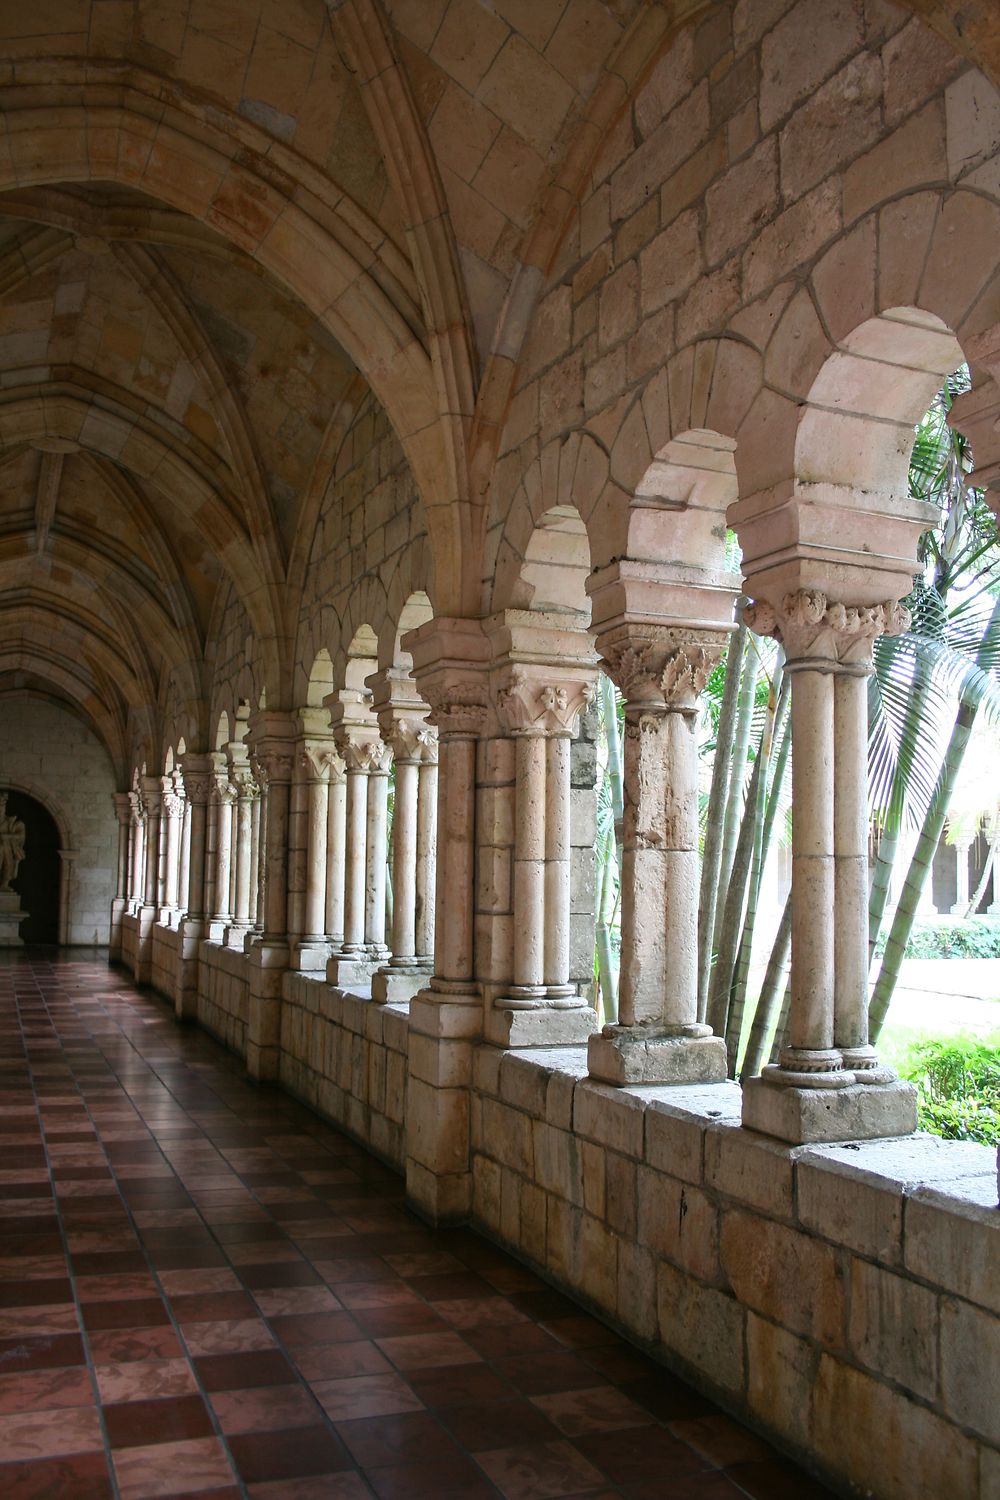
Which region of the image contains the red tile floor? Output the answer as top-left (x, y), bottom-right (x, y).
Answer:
top-left (0, 953), bottom-right (836, 1500)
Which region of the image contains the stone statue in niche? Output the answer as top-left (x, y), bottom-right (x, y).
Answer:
top-left (0, 793), bottom-right (26, 891)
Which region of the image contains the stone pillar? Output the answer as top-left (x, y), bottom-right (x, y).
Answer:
top-left (249, 783), bottom-right (263, 932)
top-left (293, 733), bottom-right (339, 971)
top-left (326, 683), bottom-right (384, 988)
top-left (587, 626), bottom-right (729, 1085)
top-left (370, 671), bottom-right (438, 1004)
top-left (128, 793), bottom-right (143, 907)
top-left (137, 775), bottom-right (161, 983)
top-left (178, 790), bottom-right (192, 917)
top-left (226, 754), bottom-right (256, 947)
top-left (399, 620), bottom-right (491, 1223)
top-left (159, 778), bottom-right (183, 922)
top-left (208, 759), bottom-right (236, 942)
top-left (741, 592), bottom-right (917, 1142)
top-left (325, 753), bottom-right (347, 946)
top-left (109, 792), bottom-right (131, 961)
top-left (488, 653), bottom-right (599, 1047)
top-left (177, 753), bottom-right (213, 1020)
top-left (244, 712), bottom-right (296, 1082)
top-left (951, 837), bottom-right (973, 915)
top-left (416, 754), bottom-right (437, 962)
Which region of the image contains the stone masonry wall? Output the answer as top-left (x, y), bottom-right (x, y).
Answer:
top-left (469, 1045), bottom-right (1000, 1500)
top-left (280, 973), bottom-right (408, 1173)
top-left (198, 942), bottom-right (251, 1059)
top-left (0, 693), bottom-right (116, 944)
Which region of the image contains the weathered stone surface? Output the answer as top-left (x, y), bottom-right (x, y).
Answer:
top-left (720, 1210), bottom-right (845, 1348)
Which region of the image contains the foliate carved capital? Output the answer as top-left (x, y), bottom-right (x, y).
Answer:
top-left (335, 728), bottom-right (389, 773)
top-left (251, 748), bottom-right (294, 786)
top-left (600, 626), bottom-right (727, 710)
top-left (232, 769), bottom-right (258, 802)
top-left (423, 680), bottom-right (489, 737)
top-left (494, 669), bottom-right (597, 735)
top-left (161, 792), bottom-right (185, 820)
top-left (299, 743), bottom-right (339, 783)
top-left (386, 717), bottom-right (438, 764)
top-left (745, 591), bottom-right (911, 666)
top-left (181, 773), bottom-right (213, 805)
top-left (127, 790), bottom-right (144, 827)
top-left (211, 776), bottom-right (237, 807)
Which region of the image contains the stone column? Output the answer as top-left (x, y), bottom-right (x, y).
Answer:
top-left (136, 775), bottom-right (162, 983)
top-left (365, 742), bottom-right (392, 960)
top-left (587, 626), bottom-right (729, 1085)
top-left (951, 837), bottom-right (973, 915)
top-left (403, 617), bottom-right (490, 1224)
top-left (416, 753), bottom-right (437, 962)
top-left (178, 790), bottom-right (192, 918)
top-left (208, 761), bottom-right (236, 942)
top-left (244, 711), bottom-right (296, 1081)
top-left (326, 727), bottom-right (382, 986)
top-left (741, 592), bottom-right (917, 1142)
top-left (225, 750), bottom-right (256, 947)
top-left (177, 754), bottom-right (213, 1020)
top-left (249, 783), bottom-right (263, 932)
top-left (110, 792), bottom-right (131, 961)
top-left (372, 706), bottom-right (437, 1004)
top-left (159, 778), bottom-right (183, 922)
top-left (325, 753), bottom-right (347, 946)
top-left (293, 738), bottom-right (338, 971)
top-left (489, 661), bottom-right (599, 1047)
top-left (128, 793), bottom-right (143, 907)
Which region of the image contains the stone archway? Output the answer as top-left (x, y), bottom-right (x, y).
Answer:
top-left (0, 787), bottom-right (63, 945)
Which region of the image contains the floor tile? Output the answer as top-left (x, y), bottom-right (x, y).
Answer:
top-left (0, 955), bottom-right (834, 1500)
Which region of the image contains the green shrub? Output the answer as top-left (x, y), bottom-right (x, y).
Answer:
top-left (873, 917), bottom-right (1000, 960)
top-left (900, 1035), bottom-right (1000, 1146)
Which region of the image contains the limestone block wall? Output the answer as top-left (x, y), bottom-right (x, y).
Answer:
top-left (0, 694), bottom-right (116, 944)
top-left (469, 1047), bottom-right (999, 1500)
top-left (280, 973), bottom-right (408, 1172)
top-left (197, 942), bottom-right (251, 1058)
top-left (151, 925), bottom-right (182, 1005)
top-left (121, 912), bottom-right (141, 973)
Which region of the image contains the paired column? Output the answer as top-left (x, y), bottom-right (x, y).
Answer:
top-left (225, 757), bottom-right (257, 948)
top-left (208, 757), bottom-right (236, 942)
top-left (741, 591), bottom-right (917, 1142)
top-left (244, 711), bottom-right (296, 1081)
top-left (326, 724), bottom-right (387, 986)
top-left (109, 792), bottom-right (131, 961)
top-left (293, 738), bottom-right (339, 971)
top-left (489, 664), bottom-right (598, 1047)
top-left (588, 625), bottom-right (729, 1085)
top-left (372, 707), bottom-right (438, 1004)
top-left (178, 755), bottom-right (212, 937)
top-left (127, 792), bottom-right (144, 907)
top-left (159, 775), bottom-right (184, 923)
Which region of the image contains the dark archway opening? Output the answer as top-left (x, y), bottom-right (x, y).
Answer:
top-left (3, 790), bottom-right (60, 945)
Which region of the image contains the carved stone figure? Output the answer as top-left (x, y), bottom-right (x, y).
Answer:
top-left (0, 794), bottom-right (25, 892)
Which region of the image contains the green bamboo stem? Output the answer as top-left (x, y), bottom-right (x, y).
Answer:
top-left (697, 616), bottom-right (747, 1019)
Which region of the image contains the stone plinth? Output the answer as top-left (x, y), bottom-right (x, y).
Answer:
top-left (588, 1024), bottom-right (728, 1086)
top-left (742, 1072), bottom-right (918, 1144)
top-left (0, 891), bottom-right (27, 946)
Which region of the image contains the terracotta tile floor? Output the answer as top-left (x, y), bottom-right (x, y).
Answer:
top-left (0, 953), bottom-right (836, 1500)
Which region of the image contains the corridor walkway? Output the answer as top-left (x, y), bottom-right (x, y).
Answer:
top-left (0, 954), bottom-right (833, 1500)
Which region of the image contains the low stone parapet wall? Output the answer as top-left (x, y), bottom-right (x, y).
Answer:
top-left (150, 922), bottom-right (181, 1004)
top-left (469, 1046), bottom-right (999, 1500)
top-left (279, 973), bottom-right (408, 1172)
top-left (197, 941), bottom-right (250, 1057)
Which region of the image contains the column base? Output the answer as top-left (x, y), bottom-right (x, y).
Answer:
top-left (206, 919), bottom-right (231, 944)
top-left (372, 964), bottom-right (430, 1004)
top-left (292, 938), bottom-right (332, 972)
top-left (742, 1070), bottom-right (918, 1144)
top-left (487, 1000), bottom-right (598, 1048)
top-left (587, 1025), bottom-right (728, 1086)
top-left (326, 950), bottom-right (376, 987)
top-left (223, 922), bottom-right (252, 949)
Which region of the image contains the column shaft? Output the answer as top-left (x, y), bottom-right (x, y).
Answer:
top-left (543, 734), bottom-right (571, 991)
top-left (391, 759), bottom-right (419, 963)
top-left (662, 708), bottom-right (700, 1028)
top-left (365, 762), bottom-right (389, 952)
top-left (834, 667), bottom-right (872, 1059)
top-left (434, 736), bottom-right (475, 982)
top-left (326, 777), bottom-right (346, 944)
top-left (617, 710), bottom-right (669, 1027)
top-left (343, 768), bottom-right (368, 950)
top-left (213, 796), bottom-right (234, 924)
top-left (415, 760), bottom-right (437, 959)
top-left (512, 733), bottom-right (546, 993)
top-left (304, 776), bottom-right (329, 941)
top-left (787, 665), bottom-right (836, 1059)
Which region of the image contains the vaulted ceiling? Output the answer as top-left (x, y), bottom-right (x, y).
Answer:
top-left (0, 0), bottom-right (994, 780)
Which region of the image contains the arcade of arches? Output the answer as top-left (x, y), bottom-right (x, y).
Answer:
top-left (0, 2), bottom-right (998, 1496)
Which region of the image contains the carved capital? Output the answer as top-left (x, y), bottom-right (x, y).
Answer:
top-left (386, 717), bottom-right (439, 764)
top-left (745, 590), bottom-right (910, 667)
top-left (600, 625), bottom-right (727, 710)
top-left (494, 668), bottom-right (597, 735)
top-left (424, 680), bottom-right (489, 737)
top-left (251, 747), bottom-right (294, 786)
top-left (181, 773), bottom-right (213, 805)
top-left (335, 727), bottom-right (388, 772)
top-left (299, 742), bottom-right (339, 782)
top-left (212, 776), bottom-right (237, 807)
top-left (161, 792), bottom-right (185, 820)
top-left (232, 769), bottom-right (258, 802)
